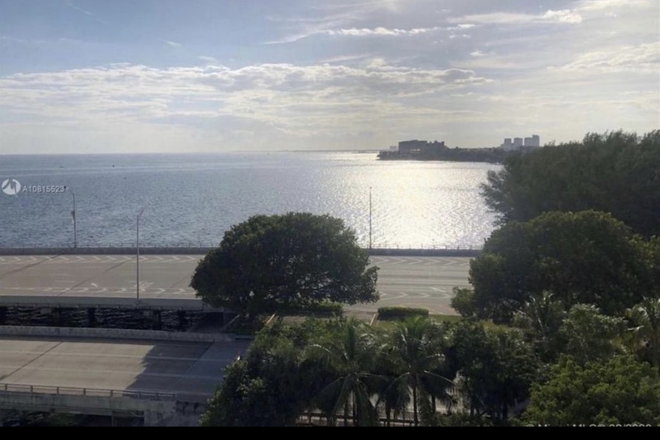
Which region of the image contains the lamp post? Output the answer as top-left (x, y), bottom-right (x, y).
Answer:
top-left (68, 188), bottom-right (77, 248)
top-left (137, 207), bottom-right (146, 301)
top-left (369, 187), bottom-right (373, 249)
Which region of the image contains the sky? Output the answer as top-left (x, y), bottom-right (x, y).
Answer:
top-left (0, 0), bottom-right (658, 154)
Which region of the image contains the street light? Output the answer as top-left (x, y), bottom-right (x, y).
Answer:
top-left (137, 207), bottom-right (146, 301)
top-left (369, 187), bottom-right (373, 249)
top-left (65, 187), bottom-right (77, 248)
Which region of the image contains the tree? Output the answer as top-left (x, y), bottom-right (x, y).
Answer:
top-left (384, 316), bottom-right (454, 426)
top-left (308, 319), bottom-right (381, 426)
top-left (481, 130), bottom-right (660, 238)
top-left (451, 320), bottom-right (539, 423)
top-left (190, 212), bottom-right (379, 320)
top-left (466, 210), bottom-right (657, 323)
top-left (512, 291), bottom-right (566, 362)
top-left (200, 359), bottom-right (270, 426)
top-left (559, 304), bottom-right (626, 365)
top-left (519, 355), bottom-right (660, 426)
top-left (626, 298), bottom-right (660, 368)
top-left (200, 319), bottom-right (340, 426)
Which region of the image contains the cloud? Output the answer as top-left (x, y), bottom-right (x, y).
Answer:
top-left (198, 56), bottom-right (220, 64)
top-left (327, 26), bottom-right (444, 37)
top-left (65, 0), bottom-right (93, 16)
top-left (577, 0), bottom-right (653, 11)
top-left (451, 9), bottom-right (583, 25)
top-left (555, 42), bottom-right (660, 73)
top-left (165, 40), bottom-right (183, 48)
top-left (0, 62), bottom-right (492, 136)
top-left (264, 0), bottom-right (414, 44)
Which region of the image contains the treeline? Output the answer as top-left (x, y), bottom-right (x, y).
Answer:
top-left (420, 147), bottom-right (510, 163)
top-left (379, 147), bottom-right (509, 163)
top-left (447, 130), bottom-right (660, 425)
top-left (482, 130), bottom-right (660, 237)
top-left (199, 130), bottom-right (660, 426)
top-left (201, 309), bottom-right (660, 426)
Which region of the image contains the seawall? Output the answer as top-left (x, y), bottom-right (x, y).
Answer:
top-left (0, 247), bottom-right (482, 257)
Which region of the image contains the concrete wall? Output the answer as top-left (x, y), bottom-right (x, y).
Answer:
top-left (0, 391), bottom-right (176, 426)
top-left (0, 247), bottom-right (482, 257)
top-left (0, 325), bottom-right (235, 343)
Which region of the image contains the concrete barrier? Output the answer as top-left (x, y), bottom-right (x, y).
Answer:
top-left (0, 325), bottom-right (235, 343)
top-left (0, 388), bottom-right (177, 426)
top-left (0, 247), bottom-right (481, 257)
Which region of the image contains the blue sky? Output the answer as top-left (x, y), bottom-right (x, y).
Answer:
top-left (0, 0), bottom-right (658, 153)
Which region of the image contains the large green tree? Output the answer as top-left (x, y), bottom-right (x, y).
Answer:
top-left (451, 321), bottom-right (540, 423)
top-left (519, 355), bottom-right (660, 426)
top-left (190, 212), bottom-right (379, 320)
top-left (465, 210), bottom-right (658, 323)
top-left (559, 304), bottom-right (626, 365)
top-left (481, 130), bottom-right (660, 237)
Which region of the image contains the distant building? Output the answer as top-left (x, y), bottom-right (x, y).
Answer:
top-left (501, 134), bottom-right (541, 151)
top-left (398, 140), bottom-right (428, 154)
top-left (398, 140), bottom-right (447, 155)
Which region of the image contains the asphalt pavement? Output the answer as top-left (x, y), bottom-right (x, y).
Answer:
top-left (0, 255), bottom-right (472, 314)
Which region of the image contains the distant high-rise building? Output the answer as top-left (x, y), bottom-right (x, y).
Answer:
top-left (501, 135), bottom-right (541, 151)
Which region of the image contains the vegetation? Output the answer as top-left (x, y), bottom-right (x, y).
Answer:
top-left (377, 306), bottom-right (429, 320)
top-left (461, 210), bottom-right (659, 323)
top-left (481, 130), bottom-right (660, 237)
top-left (379, 147), bottom-right (510, 163)
top-left (625, 298), bottom-right (660, 368)
top-left (201, 316), bottom-right (550, 426)
top-left (190, 212), bottom-right (379, 321)
top-left (201, 130), bottom-right (660, 426)
top-left (519, 355), bottom-right (660, 426)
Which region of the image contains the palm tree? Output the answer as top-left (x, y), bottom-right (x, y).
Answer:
top-left (307, 318), bottom-right (381, 426)
top-left (385, 316), bottom-right (455, 426)
top-left (626, 297), bottom-right (660, 368)
top-left (512, 291), bottom-right (565, 361)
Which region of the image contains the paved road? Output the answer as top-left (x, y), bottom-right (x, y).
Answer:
top-left (0, 255), bottom-right (472, 315)
top-left (0, 336), bottom-right (249, 399)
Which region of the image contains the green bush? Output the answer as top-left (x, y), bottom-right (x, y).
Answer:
top-left (377, 306), bottom-right (429, 320)
top-left (450, 287), bottom-right (477, 318)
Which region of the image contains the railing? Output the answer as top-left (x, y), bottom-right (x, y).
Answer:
top-left (0, 242), bottom-right (484, 251)
top-left (0, 383), bottom-right (176, 401)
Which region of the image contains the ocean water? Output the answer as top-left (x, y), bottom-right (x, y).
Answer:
top-left (0, 152), bottom-right (500, 249)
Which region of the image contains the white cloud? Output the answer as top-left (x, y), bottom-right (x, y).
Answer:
top-left (165, 40), bottom-right (183, 48)
top-left (198, 55), bottom-right (220, 64)
top-left (0, 62), bottom-right (492, 151)
top-left (451, 9), bottom-right (583, 25)
top-left (577, 0), bottom-right (653, 11)
top-left (555, 42), bottom-right (660, 73)
top-left (542, 10), bottom-right (583, 24)
top-left (327, 26), bottom-right (444, 37)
